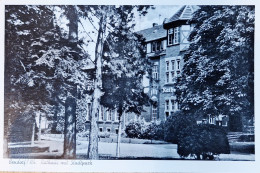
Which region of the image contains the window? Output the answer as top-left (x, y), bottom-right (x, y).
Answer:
top-left (152, 105), bottom-right (157, 121)
top-left (171, 72), bottom-right (175, 82)
top-left (208, 115), bottom-right (215, 125)
top-left (165, 100), bottom-right (169, 110)
top-left (171, 60), bottom-right (175, 71)
top-left (107, 110), bottom-right (112, 121)
top-left (151, 40), bottom-right (163, 52)
top-left (152, 42), bottom-right (156, 52)
top-left (106, 128), bottom-right (111, 133)
top-left (174, 27), bottom-right (180, 44)
top-left (177, 60), bottom-right (181, 70)
top-left (168, 28), bottom-right (173, 45)
top-left (156, 41), bottom-right (161, 50)
top-left (151, 86), bottom-right (158, 95)
top-left (177, 101), bottom-right (180, 110)
top-left (115, 129), bottom-right (119, 134)
top-left (115, 111), bottom-right (119, 121)
top-left (152, 65), bottom-right (158, 80)
top-left (99, 127), bottom-right (103, 132)
top-left (166, 61), bottom-right (169, 71)
top-left (168, 27), bottom-right (180, 45)
top-left (99, 106), bottom-right (104, 121)
top-left (171, 100), bottom-right (175, 111)
top-left (166, 72), bottom-right (169, 83)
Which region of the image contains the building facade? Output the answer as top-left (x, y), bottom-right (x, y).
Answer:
top-left (138, 5), bottom-right (229, 127)
top-left (82, 5), bottom-right (228, 135)
top-left (137, 5), bottom-right (196, 122)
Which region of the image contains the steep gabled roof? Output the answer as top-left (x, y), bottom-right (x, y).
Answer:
top-left (137, 24), bottom-right (167, 42)
top-left (164, 5), bottom-right (199, 25)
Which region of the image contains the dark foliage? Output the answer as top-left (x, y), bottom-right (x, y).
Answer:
top-left (125, 121), bottom-right (142, 138)
top-left (164, 111), bottom-right (195, 144)
top-left (177, 124), bottom-right (230, 160)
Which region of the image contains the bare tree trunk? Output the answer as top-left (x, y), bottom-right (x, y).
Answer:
top-left (31, 121), bottom-right (35, 146)
top-left (51, 99), bottom-right (58, 133)
top-left (38, 113), bottom-right (42, 141)
top-left (116, 115), bottom-right (122, 157)
top-left (63, 95), bottom-right (77, 159)
top-left (87, 6), bottom-right (108, 160)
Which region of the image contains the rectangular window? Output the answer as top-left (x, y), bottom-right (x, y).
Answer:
top-left (165, 100), bottom-right (169, 110)
top-left (168, 27), bottom-right (180, 45)
top-left (177, 59), bottom-right (180, 70)
top-left (99, 106), bottom-right (104, 121)
top-left (152, 65), bottom-right (158, 80)
top-left (152, 105), bottom-right (157, 121)
top-left (166, 72), bottom-right (169, 83)
top-left (151, 40), bottom-right (163, 52)
top-left (151, 86), bottom-right (158, 95)
top-left (152, 42), bottom-right (156, 52)
top-left (168, 28), bottom-right (173, 45)
top-left (115, 111), bottom-right (119, 121)
top-left (99, 127), bottom-right (103, 132)
top-left (107, 110), bottom-right (112, 121)
top-left (166, 61), bottom-right (169, 71)
top-left (161, 40), bottom-right (164, 50)
top-left (156, 41), bottom-right (161, 51)
top-left (174, 27), bottom-right (180, 44)
top-left (171, 60), bottom-right (175, 71)
top-left (171, 100), bottom-right (175, 111)
top-left (171, 71), bottom-right (175, 82)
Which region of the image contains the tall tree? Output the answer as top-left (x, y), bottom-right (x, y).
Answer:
top-left (77, 5), bottom-right (151, 159)
top-left (5, 5), bottom-right (90, 158)
top-left (101, 6), bottom-right (150, 156)
top-left (176, 6), bottom-right (254, 131)
top-left (62, 5), bottom-right (78, 159)
top-left (4, 5), bottom-right (57, 156)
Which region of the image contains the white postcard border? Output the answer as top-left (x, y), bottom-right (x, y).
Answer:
top-left (0, 0), bottom-right (259, 172)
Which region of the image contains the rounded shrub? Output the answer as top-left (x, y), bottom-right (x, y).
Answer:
top-left (164, 111), bottom-right (195, 144)
top-left (177, 124), bottom-right (230, 160)
top-left (125, 120), bottom-right (142, 138)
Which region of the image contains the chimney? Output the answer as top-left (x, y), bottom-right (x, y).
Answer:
top-left (152, 23), bottom-right (158, 27)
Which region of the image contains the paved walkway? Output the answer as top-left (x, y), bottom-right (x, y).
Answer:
top-left (9, 136), bottom-right (255, 160)
top-left (77, 142), bottom-right (179, 159)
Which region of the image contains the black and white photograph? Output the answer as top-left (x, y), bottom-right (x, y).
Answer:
top-left (2, 2), bottom-right (255, 164)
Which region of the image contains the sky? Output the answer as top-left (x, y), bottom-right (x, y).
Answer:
top-left (134, 5), bottom-right (181, 31)
top-left (75, 5), bottom-right (182, 59)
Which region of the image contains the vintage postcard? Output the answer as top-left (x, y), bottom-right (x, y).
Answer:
top-left (0, 0), bottom-right (259, 172)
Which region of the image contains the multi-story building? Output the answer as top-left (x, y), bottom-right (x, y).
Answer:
top-left (137, 5), bottom-right (198, 122)
top-left (85, 5), bottom-right (228, 135)
top-left (138, 5), bottom-right (229, 127)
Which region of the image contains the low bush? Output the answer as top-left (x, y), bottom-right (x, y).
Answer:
top-left (125, 120), bottom-right (142, 138)
top-left (77, 130), bottom-right (89, 138)
top-left (125, 118), bottom-right (164, 140)
top-left (99, 132), bottom-right (110, 138)
top-left (177, 124), bottom-right (230, 160)
top-left (164, 111), bottom-right (195, 144)
top-left (238, 134), bottom-right (254, 142)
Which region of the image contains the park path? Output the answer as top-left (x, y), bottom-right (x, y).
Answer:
top-left (77, 141), bottom-right (180, 159)
top-left (9, 135), bottom-right (255, 160)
